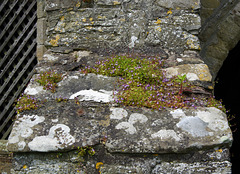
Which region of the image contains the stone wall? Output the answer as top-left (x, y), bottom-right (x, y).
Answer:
top-left (37, 0), bottom-right (201, 57)
top-left (2, 0), bottom-right (239, 173)
top-left (36, 0), bottom-right (240, 79)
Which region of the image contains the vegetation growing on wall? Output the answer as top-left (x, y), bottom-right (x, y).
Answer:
top-left (15, 94), bottom-right (39, 114)
top-left (80, 54), bottom-right (225, 111)
top-left (36, 71), bottom-right (63, 93)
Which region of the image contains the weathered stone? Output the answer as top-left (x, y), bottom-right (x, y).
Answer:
top-left (7, 101), bottom-right (108, 152)
top-left (155, 0), bottom-right (200, 10)
top-left (0, 140), bottom-right (12, 174)
top-left (151, 161), bottom-right (231, 174)
top-left (105, 107), bottom-right (232, 153)
top-left (164, 63), bottom-right (212, 81)
top-left (200, 0), bottom-right (240, 79)
top-left (24, 72), bottom-right (117, 101)
top-left (7, 1), bottom-right (240, 172)
top-left (10, 147), bottom-right (231, 173)
top-left (8, 100), bottom-right (232, 153)
top-left (43, 0), bottom-right (201, 54)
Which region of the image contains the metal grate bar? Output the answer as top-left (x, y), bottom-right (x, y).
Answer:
top-left (0, 0), bottom-right (37, 139)
top-left (0, 37), bottom-right (37, 110)
top-left (0, 0), bottom-right (19, 26)
top-left (0, 108), bottom-right (15, 134)
top-left (0, 24), bottom-right (36, 94)
top-left (0, 1), bottom-right (36, 55)
top-left (0, 15), bottom-right (37, 79)
top-left (0, 52), bottom-right (36, 133)
top-left (1, 123), bottom-right (13, 140)
top-left (0, 0), bottom-right (9, 13)
top-left (0, 0), bottom-right (27, 41)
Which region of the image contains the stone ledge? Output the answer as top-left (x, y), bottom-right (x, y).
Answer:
top-left (7, 100), bottom-right (232, 153)
top-left (7, 67), bottom-right (233, 173)
top-left (8, 71), bottom-right (232, 153)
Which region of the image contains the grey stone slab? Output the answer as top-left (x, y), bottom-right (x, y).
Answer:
top-left (24, 72), bottom-right (117, 101)
top-left (8, 99), bottom-right (232, 154)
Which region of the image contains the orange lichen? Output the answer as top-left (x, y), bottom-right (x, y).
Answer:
top-left (96, 162), bottom-right (103, 169)
top-left (49, 35), bottom-right (60, 47)
top-left (167, 8), bottom-right (173, 15)
top-left (155, 19), bottom-right (161, 25)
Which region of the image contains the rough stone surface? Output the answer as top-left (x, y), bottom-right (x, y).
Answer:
top-left (10, 147), bottom-right (231, 173)
top-left (8, 69), bottom-right (232, 173)
top-left (24, 72), bottom-right (117, 101)
top-left (0, 140), bottom-right (12, 174)
top-left (7, 0), bottom-right (238, 172)
top-left (41, 0), bottom-right (201, 55)
top-left (200, 0), bottom-right (240, 79)
top-left (8, 100), bottom-right (232, 153)
top-left (164, 63), bottom-right (212, 81)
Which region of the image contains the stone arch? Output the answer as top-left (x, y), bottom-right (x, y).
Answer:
top-left (199, 0), bottom-right (240, 80)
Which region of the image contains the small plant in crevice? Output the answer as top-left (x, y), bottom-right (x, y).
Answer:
top-left (175, 74), bottom-right (187, 95)
top-left (15, 93), bottom-right (39, 114)
top-left (77, 146), bottom-right (95, 157)
top-left (205, 96), bottom-right (227, 113)
top-left (36, 71), bottom-right (63, 93)
top-left (55, 96), bottom-right (68, 102)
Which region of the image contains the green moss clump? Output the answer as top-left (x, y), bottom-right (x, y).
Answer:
top-left (80, 54), bottom-right (226, 111)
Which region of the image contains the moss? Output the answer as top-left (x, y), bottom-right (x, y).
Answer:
top-left (80, 54), bottom-right (226, 111)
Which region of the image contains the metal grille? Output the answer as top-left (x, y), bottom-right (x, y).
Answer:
top-left (0, 0), bottom-right (37, 139)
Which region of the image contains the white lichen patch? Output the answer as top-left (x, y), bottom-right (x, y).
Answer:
top-left (69, 89), bottom-right (114, 102)
top-left (176, 116), bottom-right (209, 137)
top-left (24, 85), bottom-right (44, 95)
top-left (151, 129), bottom-right (181, 141)
top-left (51, 118), bottom-right (59, 123)
top-left (176, 58), bottom-right (183, 62)
top-left (129, 36), bottom-right (138, 48)
top-left (43, 53), bottom-right (59, 61)
top-left (18, 141), bottom-right (26, 151)
top-left (8, 115), bottom-right (45, 145)
top-left (128, 113), bottom-right (148, 124)
top-left (170, 109), bottom-right (186, 119)
top-left (110, 108), bottom-right (128, 120)
top-left (196, 107), bottom-right (229, 131)
top-left (113, 111), bottom-right (148, 134)
top-left (115, 122), bottom-right (137, 135)
top-left (186, 73), bottom-right (199, 81)
top-left (28, 124), bottom-right (75, 152)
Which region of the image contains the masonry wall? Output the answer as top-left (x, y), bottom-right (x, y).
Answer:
top-left (3, 0), bottom-right (239, 173)
top-left (37, 0), bottom-right (201, 58)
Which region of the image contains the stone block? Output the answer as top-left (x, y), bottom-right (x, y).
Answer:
top-left (155, 0), bottom-right (200, 9)
top-left (37, 18), bottom-right (47, 45)
top-left (164, 63), bottom-right (212, 82)
top-left (36, 45), bottom-right (47, 61)
top-left (37, 0), bottom-right (46, 18)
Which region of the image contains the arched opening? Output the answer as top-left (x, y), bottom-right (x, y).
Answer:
top-left (214, 40), bottom-right (240, 173)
